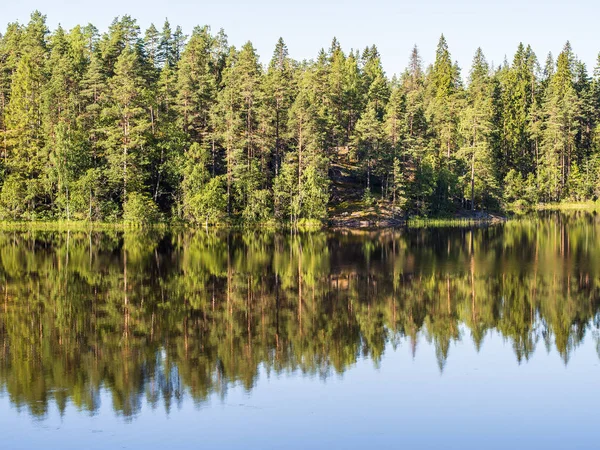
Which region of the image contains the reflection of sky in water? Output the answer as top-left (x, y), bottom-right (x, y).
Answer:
top-left (2, 327), bottom-right (598, 450)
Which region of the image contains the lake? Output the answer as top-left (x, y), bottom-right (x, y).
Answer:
top-left (1, 212), bottom-right (599, 449)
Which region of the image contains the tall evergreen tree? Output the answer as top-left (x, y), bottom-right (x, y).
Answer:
top-left (458, 48), bottom-right (499, 210)
top-left (427, 34), bottom-right (459, 159)
top-left (213, 43), bottom-right (265, 219)
top-left (263, 38), bottom-right (295, 178)
top-left (3, 12), bottom-right (49, 216)
top-left (538, 44), bottom-right (580, 201)
top-left (102, 45), bottom-right (152, 210)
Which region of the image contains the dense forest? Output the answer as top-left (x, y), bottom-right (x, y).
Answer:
top-left (2, 213), bottom-right (600, 416)
top-left (1, 12), bottom-right (599, 225)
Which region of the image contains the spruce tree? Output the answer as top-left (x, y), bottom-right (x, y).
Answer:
top-left (102, 45), bottom-right (152, 211)
top-left (458, 48), bottom-right (499, 210)
top-left (538, 44), bottom-right (580, 201)
top-left (263, 38), bottom-right (295, 177)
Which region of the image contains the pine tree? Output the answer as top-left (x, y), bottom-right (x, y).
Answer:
top-left (427, 34), bottom-right (459, 159)
top-left (458, 48), bottom-right (499, 210)
top-left (176, 26), bottom-right (217, 145)
top-left (158, 19), bottom-right (174, 68)
top-left (538, 44), bottom-right (580, 201)
top-left (43, 25), bottom-right (89, 218)
top-left (384, 81), bottom-right (406, 209)
top-left (263, 38), bottom-right (295, 177)
top-left (498, 43), bottom-right (538, 176)
top-left (99, 15), bottom-right (141, 77)
top-left (3, 12), bottom-right (49, 216)
top-left (213, 43), bottom-right (265, 217)
top-left (424, 35), bottom-right (462, 212)
top-left (102, 45), bottom-right (152, 209)
top-left (278, 68), bottom-right (329, 224)
top-left (354, 101), bottom-right (384, 192)
top-left (144, 24), bottom-right (160, 69)
top-left (400, 46), bottom-right (430, 212)
top-left (0, 23), bottom-right (23, 165)
top-left (152, 60), bottom-right (180, 208)
top-left (327, 39), bottom-right (349, 150)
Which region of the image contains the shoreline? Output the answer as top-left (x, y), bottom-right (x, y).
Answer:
top-left (329, 210), bottom-right (507, 229)
top-left (0, 204), bottom-right (596, 232)
top-left (0, 213), bottom-right (508, 232)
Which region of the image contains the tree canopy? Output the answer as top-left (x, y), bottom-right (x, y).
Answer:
top-left (1, 12), bottom-right (600, 224)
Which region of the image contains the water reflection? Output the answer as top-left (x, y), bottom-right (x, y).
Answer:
top-left (1, 211), bottom-right (600, 419)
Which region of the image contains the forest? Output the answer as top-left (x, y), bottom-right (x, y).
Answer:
top-left (0, 11), bottom-right (599, 225)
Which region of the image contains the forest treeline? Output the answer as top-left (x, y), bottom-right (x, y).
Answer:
top-left (1, 12), bottom-right (599, 224)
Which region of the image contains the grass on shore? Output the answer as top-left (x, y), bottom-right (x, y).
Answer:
top-left (0, 220), bottom-right (176, 233)
top-left (0, 218), bottom-right (326, 233)
top-left (0, 202), bottom-right (595, 232)
top-left (535, 201), bottom-right (600, 211)
top-left (405, 217), bottom-right (499, 228)
top-left (0, 217), bottom-right (497, 232)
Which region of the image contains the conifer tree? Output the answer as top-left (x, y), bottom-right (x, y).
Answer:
top-left (354, 102), bottom-right (383, 193)
top-left (538, 44), bottom-right (580, 201)
top-left (263, 38), bottom-right (295, 177)
top-left (176, 27), bottom-right (217, 146)
top-left (0, 23), bottom-right (23, 165)
top-left (3, 12), bottom-right (49, 216)
top-left (213, 43), bottom-right (264, 218)
top-left (102, 44), bottom-right (152, 211)
top-left (427, 35), bottom-right (459, 159)
top-left (458, 48), bottom-right (499, 210)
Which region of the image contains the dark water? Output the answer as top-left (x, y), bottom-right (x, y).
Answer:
top-left (1, 212), bottom-right (599, 449)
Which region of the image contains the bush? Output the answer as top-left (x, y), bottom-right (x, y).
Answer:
top-left (187, 176), bottom-right (227, 226)
top-left (69, 168), bottom-right (108, 221)
top-left (507, 199), bottom-right (530, 214)
top-left (123, 192), bottom-right (161, 225)
top-left (0, 175), bottom-right (27, 220)
top-left (242, 189), bottom-right (273, 223)
top-left (362, 187), bottom-right (375, 208)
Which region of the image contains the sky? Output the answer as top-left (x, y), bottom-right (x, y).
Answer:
top-left (1, 0), bottom-right (598, 78)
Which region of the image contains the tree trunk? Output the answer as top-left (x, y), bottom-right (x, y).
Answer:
top-left (367, 146), bottom-right (371, 189)
top-left (275, 101), bottom-right (280, 177)
top-left (298, 121), bottom-right (303, 198)
top-left (123, 118), bottom-right (129, 202)
top-left (154, 147), bottom-right (164, 201)
top-left (470, 151), bottom-right (475, 211)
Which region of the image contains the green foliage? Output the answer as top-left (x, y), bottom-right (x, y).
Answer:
top-left (567, 162), bottom-right (586, 201)
top-left (503, 169), bottom-right (525, 204)
top-left (187, 176), bottom-right (227, 226)
top-left (69, 168), bottom-right (110, 221)
top-left (273, 154), bottom-right (300, 222)
top-left (0, 175), bottom-right (27, 219)
top-left (362, 187), bottom-right (376, 208)
top-left (503, 169), bottom-right (536, 211)
top-left (1, 13), bottom-right (600, 226)
top-left (123, 192), bottom-right (161, 224)
top-left (300, 157), bottom-right (330, 220)
top-left (242, 189), bottom-right (273, 224)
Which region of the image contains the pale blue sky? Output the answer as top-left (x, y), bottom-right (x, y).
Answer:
top-left (2, 0), bottom-right (598, 77)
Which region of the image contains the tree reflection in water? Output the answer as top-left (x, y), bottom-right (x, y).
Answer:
top-left (1, 211), bottom-right (600, 418)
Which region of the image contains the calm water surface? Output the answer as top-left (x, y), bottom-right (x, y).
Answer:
top-left (1, 212), bottom-right (599, 449)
